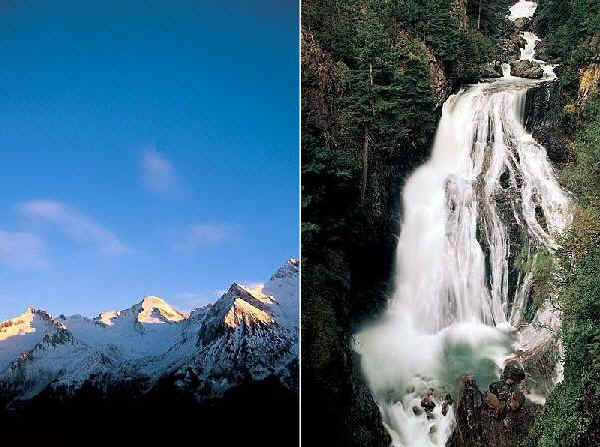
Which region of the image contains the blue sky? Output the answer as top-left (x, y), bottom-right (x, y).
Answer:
top-left (0, 0), bottom-right (299, 320)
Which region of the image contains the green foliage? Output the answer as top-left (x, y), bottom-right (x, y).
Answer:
top-left (513, 244), bottom-right (555, 323)
top-left (537, 0), bottom-right (600, 65)
top-left (466, 0), bottom-right (512, 36)
top-left (524, 94), bottom-right (600, 447)
top-left (560, 97), bottom-right (600, 208)
top-left (524, 229), bottom-right (600, 446)
top-left (528, 250), bottom-right (555, 323)
top-left (301, 141), bottom-right (359, 247)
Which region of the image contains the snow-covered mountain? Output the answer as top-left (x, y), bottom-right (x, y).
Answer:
top-left (0, 258), bottom-right (298, 408)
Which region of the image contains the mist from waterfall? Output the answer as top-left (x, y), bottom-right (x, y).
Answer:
top-left (356, 2), bottom-right (571, 446)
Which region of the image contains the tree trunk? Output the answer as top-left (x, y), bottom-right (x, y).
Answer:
top-left (477, 0), bottom-right (482, 30)
top-left (361, 130), bottom-right (369, 203)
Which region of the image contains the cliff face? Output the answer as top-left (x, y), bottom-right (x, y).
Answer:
top-left (525, 73), bottom-right (571, 163)
top-left (301, 29), bottom-right (396, 447)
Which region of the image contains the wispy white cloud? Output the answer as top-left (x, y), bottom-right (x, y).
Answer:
top-left (17, 200), bottom-right (129, 254)
top-left (173, 223), bottom-right (236, 251)
top-left (141, 148), bottom-right (179, 195)
top-left (0, 229), bottom-right (46, 268)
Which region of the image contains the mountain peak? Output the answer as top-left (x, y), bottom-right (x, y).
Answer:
top-left (140, 295), bottom-right (168, 306)
top-left (21, 306), bottom-right (53, 321)
top-left (269, 258), bottom-right (299, 282)
top-left (137, 296), bottom-right (185, 324)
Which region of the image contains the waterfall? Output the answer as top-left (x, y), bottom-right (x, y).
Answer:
top-left (357, 2), bottom-right (571, 446)
top-left (389, 81), bottom-right (569, 334)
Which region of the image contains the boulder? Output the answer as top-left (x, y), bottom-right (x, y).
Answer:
top-left (447, 368), bottom-right (541, 447)
top-left (510, 60), bottom-right (544, 79)
top-left (442, 393), bottom-right (453, 416)
top-left (489, 380), bottom-right (513, 402)
top-left (519, 337), bottom-right (561, 395)
top-left (502, 360), bottom-right (526, 382)
top-left (508, 387), bottom-right (525, 411)
top-left (479, 61), bottom-right (504, 78)
top-left (484, 391), bottom-right (504, 419)
top-left (421, 395), bottom-right (436, 413)
top-left (513, 17), bottom-right (530, 31)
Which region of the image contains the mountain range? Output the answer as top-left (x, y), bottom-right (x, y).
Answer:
top-left (0, 258), bottom-right (299, 441)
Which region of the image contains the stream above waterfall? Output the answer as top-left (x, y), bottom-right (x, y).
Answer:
top-left (356, 1), bottom-right (572, 446)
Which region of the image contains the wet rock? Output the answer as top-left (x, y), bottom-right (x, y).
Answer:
top-left (442, 400), bottom-right (450, 416)
top-left (513, 17), bottom-right (530, 31)
top-left (479, 61), bottom-right (504, 79)
top-left (535, 205), bottom-right (548, 232)
top-left (502, 360), bottom-right (526, 383)
top-left (347, 351), bottom-right (393, 446)
top-left (484, 391), bottom-right (504, 419)
top-left (510, 60), bottom-right (544, 79)
top-left (508, 387), bottom-right (525, 411)
top-left (421, 395), bottom-right (436, 413)
top-left (447, 373), bottom-right (541, 447)
top-left (413, 405), bottom-right (424, 416)
top-left (524, 78), bottom-right (569, 163)
top-left (499, 169), bottom-right (511, 189)
top-left (489, 380), bottom-right (512, 402)
top-left (519, 338), bottom-right (561, 396)
top-left (442, 393), bottom-right (453, 416)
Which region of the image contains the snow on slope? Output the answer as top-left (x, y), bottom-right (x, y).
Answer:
top-left (0, 258), bottom-right (299, 403)
top-left (169, 277), bottom-right (299, 395)
top-left (263, 257), bottom-right (299, 330)
top-left (0, 307), bottom-right (69, 372)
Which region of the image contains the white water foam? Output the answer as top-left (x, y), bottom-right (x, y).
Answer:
top-left (508, 0), bottom-right (537, 20)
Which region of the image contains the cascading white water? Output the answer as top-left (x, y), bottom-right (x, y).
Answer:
top-left (509, 0), bottom-right (537, 20)
top-left (521, 32), bottom-right (539, 61)
top-left (357, 2), bottom-right (571, 446)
